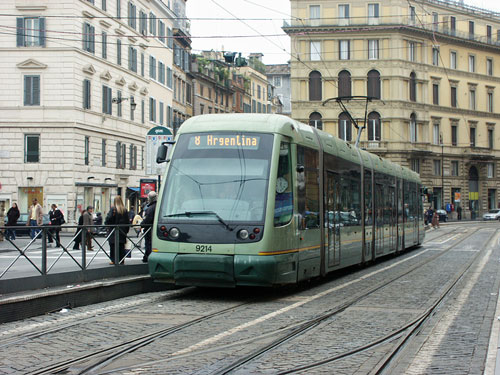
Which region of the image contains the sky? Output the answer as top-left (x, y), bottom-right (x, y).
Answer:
top-left (186, 0), bottom-right (500, 65)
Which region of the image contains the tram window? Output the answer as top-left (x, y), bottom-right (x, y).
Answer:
top-left (364, 170), bottom-right (372, 225)
top-left (274, 142), bottom-right (293, 226)
top-left (297, 146), bottom-right (319, 229)
top-left (404, 182), bottom-right (410, 221)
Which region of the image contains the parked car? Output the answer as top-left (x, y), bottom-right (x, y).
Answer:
top-left (436, 209), bottom-right (448, 222)
top-left (483, 209), bottom-right (500, 221)
top-left (3, 213), bottom-right (50, 237)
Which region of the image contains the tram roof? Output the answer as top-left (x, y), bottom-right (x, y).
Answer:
top-left (178, 114), bottom-right (421, 183)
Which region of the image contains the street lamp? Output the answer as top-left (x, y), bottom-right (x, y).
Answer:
top-left (440, 133), bottom-right (444, 210)
top-left (112, 96), bottom-right (136, 111)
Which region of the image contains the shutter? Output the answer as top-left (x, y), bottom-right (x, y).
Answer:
top-left (167, 28), bottom-right (173, 48)
top-left (102, 86), bottom-right (107, 113)
top-left (149, 56), bottom-right (153, 78)
top-left (133, 49), bottom-right (137, 72)
top-left (128, 47), bottom-right (132, 70)
top-left (108, 87), bottom-right (112, 115)
top-left (184, 51), bottom-right (190, 72)
top-left (167, 105), bottom-right (171, 126)
top-left (39, 18), bottom-right (46, 47)
top-left (82, 23), bottom-right (87, 50)
top-left (117, 0), bottom-right (121, 18)
top-left (90, 25), bottom-right (95, 53)
top-left (32, 76), bottom-right (40, 105)
top-left (17, 18), bottom-right (24, 47)
top-left (24, 76), bottom-right (31, 105)
top-left (116, 142), bottom-right (121, 168)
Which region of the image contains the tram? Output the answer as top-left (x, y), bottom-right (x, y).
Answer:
top-left (149, 114), bottom-right (425, 287)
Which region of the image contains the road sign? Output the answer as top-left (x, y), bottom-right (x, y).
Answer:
top-left (145, 126), bottom-right (173, 176)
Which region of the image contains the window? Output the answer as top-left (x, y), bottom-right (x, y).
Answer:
top-left (167, 67), bottom-right (172, 88)
top-left (116, 141), bottom-right (123, 168)
top-left (167, 27), bottom-right (173, 48)
top-left (367, 70), bottom-right (381, 99)
top-left (488, 25), bottom-right (494, 42)
top-left (297, 147), bottom-right (320, 229)
top-left (408, 41), bottom-right (416, 62)
top-left (102, 85), bottom-right (112, 115)
top-left (410, 113), bottom-right (417, 143)
top-left (149, 56), bottom-right (157, 79)
top-left (409, 72), bottom-right (416, 102)
top-left (487, 58), bottom-right (493, 76)
top-left (101, 32), bottom-right (107, 59)
top-left (470, 127), bottom-right (476, 147)
top-left (450, 16), bottom-right (456, 35)
top-left (101, 139), bottom-right (106, 166)
top-left (487, 163), bottom-right (494, 178)
top-left (141, 99), bottom-right (145, 124)
top-left (339, 40), bottom-right (350, 60)
top-left (101, 0), bottom-right (106, 11)
top-left (139, 10), bottom-right (147, 35)
top-left (368, 112), bottom-right (381, 141)
top-left (450, 51), bottom-right (457, 69)
top-left (129, 144), bottom-right (137, 170)
top-left (368, 40), bottom-right (379, 60)
top-left (130, 95), bottom-right (135, 121)
top-left (309, 112), bottom-right (322, 130)
top-left (433, 123), bottom-right (440, 145)
top-left (274, 142), bottom-right (293, 226)
top-left (128, 1), bottom-right (137, 29)
top-left (469, 55), bottom-right (475, 72)
top-left (432, 84), bottom-right (439, 105)
top-left (432, 12), bottom-right (438, 31)
top-left (338, 112), bottom-right (352, 141)
top-left (451, 86), bottom-right (457, 108)
top-left (158, 61), bottom-right (165, 84)
top-left (24, 75), bottom-right (40, 106)
top-left (432, 47), bottom-right (439, 66)
top-left (159, 20), bottom-right (165, 44)
top-left (84, 136), bottom-right (90, 165)
top-left (488, 129), bottom-right (494, 149)
top-left (117, 39), bottom-right (122, 65)
top-left (309, 70), bottom-right (322, 101)
top-left (451, 161), bottom-right (459, 176)
top-left (167, 105), bottom-right (172, 125)
top-left (117, 0), bottom-right (121, 19)
top-left (469, 89), bottom-right (476, 110)
top-left (488, 92), bottom-right (494, 112)
top-left (117, 90), bottom-right (122, 117)
top-left (451, 125), bottom-right (457, 146)
top-left (411, 159), bottom-right (420, 173)
top-left (83, 79), bottom-right (91, 109)
top-left (128, 46), bottom-right (137, 72)
top-left (149, 97), bottom-right (156, 122)
top-left (274, 76), bottom-right (282, 87)
top-left (469, 21), bottom-right (474, 39)
top-left (16, 17), bottom-right (45, 47)
top-left (159, 101), bottom-right (164, 125)
top-left (310, 41), bottom-right (321, 61)
top-left (409, 6), bottom-right (416, 24)
top-left (149, 12), bottom-right (157, 35)
top-left (338, 70), bottom-right (351, 97)
top-left (310, 5), bottom-right (320, 26)
top-left (433, 160), bottom-right (441, 176)
top-left (25, 134), bottom-right (40, 163)
top-left (368, 4), bottom-right (379, 23)
top-left (339, 4), bottom-right (350, 25)
top-left (141, 53), bottom-right (145, 76)
top-left (82, 22), bottom-right (95, 53)
top-left (257, 85), bottom-right (261, 99)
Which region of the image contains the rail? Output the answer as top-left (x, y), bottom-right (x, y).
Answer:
top-left (0, 224), bottom-right (152, 280)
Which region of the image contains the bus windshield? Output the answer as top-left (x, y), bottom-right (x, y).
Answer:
top-left (159, 132), bottom-right (274, 223)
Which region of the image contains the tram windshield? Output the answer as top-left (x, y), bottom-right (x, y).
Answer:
top-left (159, 132), bottom-right (274, 223)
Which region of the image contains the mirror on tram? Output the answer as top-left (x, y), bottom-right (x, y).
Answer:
top-left (156, 144), bottom-right (169, 164)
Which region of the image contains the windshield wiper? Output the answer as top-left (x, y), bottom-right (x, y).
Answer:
top-left (164, 211), bottom-right (233, 231)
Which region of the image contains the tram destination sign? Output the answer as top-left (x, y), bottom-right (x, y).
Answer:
top-left (188, 134), bottom-right (260, 150)
top-left (146, 126), bottom-right (173, 175)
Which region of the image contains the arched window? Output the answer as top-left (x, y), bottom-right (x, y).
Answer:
top-left (309, 112), bottom-right (323, 130)
top-left (338, 70), bottom-right (351, 97)
top-left (338, 112), bottom-right (352, 141)
top-left (410, 113), bottom-right (417, 143)
top-left (367, 70), bottom-right (381, 99)
top-left (309, 71), bottom-right (322, 101)
top-left (409, 72), bottom-right (416, 102)
top-left (368, 111), bottom-right (381, 141)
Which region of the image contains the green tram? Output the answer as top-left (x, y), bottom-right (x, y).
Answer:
top-left (149, 114), bottom-right (425, 287)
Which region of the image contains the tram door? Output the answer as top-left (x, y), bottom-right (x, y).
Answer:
top-left (388, 186), bottom-right (396, 252)
top-left (325, 172), bottom-right (340, 267)
top-left (375, 184), bottom-right (384, 255)
top-left (412, 186), bottom-right (419, 245)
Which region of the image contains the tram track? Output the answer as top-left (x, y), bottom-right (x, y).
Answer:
top-left (87, 226), bottom-right (480, 374)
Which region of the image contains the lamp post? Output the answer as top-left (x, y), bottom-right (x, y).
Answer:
top-left (440, 133), bottom-right (444, 210)
top-left (112, 96), bottom-right (137, 111)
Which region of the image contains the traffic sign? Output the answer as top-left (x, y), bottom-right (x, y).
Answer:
top-left (145, 126), bottom-right (173, 176)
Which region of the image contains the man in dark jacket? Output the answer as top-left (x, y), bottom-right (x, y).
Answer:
top-left (48, 204), bottom-right (64, 247)
top-left (141, 191), bottom-right (157, 263)
top-left (82, 206), bottom-right (94, 251)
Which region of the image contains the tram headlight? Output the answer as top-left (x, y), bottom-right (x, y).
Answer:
top-left (169, 227), bottom-right (180, 239)
top-left (238, 229), bottom-right (249, 240)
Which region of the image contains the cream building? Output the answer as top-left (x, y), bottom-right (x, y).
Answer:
top-left (285, 0), bottom-right (500, 219)
top-left (0, 0), bottom-right (176, 219)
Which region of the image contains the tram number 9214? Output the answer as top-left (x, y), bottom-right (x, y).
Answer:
top-left (196, 245), bottom-right (213, 253)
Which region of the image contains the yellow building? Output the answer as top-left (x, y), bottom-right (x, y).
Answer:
top-left (284, 0), bottom-right (500, 219)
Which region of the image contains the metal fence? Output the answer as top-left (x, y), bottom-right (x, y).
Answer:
top-left (0, 224), bottom-right (151, 280)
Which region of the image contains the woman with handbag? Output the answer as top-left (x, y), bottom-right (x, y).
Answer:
top-left (105, 196), bottom-right (129, 265)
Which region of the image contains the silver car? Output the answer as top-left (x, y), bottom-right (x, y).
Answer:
top-left (483, 209), bottom-right (500, 221)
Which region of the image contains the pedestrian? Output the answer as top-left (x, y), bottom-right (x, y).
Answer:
top-left (27, 198), bottom-right (43, 239)
top-left (6, 203), bottom-right (20, 240)
top-left (73, 211), bottom-right (84, 250)
top-left (48, 204), bottom-right (64, 247)
top-left (105, 196), bottom-right (129, 265)
top-left (82, 206), bottom-right (94, 251)
top-left (432, 209), bottom-right (440, 229)
top-left (427, 206), bottom-right (434, 228)
top-left (141, 191), bottom-right (157, 263)
top-left (132, 211), bottom-right (143, 250)
top-left (457, 205), bottom-right (462, 221)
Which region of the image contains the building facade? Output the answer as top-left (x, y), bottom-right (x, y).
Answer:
top-left (284, 0), bottom-right (500, 219)
top-left (0, 0), bottom-right (176, 219)
top-left (266, 63), bottom-right (292, 116)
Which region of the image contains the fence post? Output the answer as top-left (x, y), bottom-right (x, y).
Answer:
top-left (81, 228), bottom-right (86, 270)
top-left (114, 228), bottom-right (120, 265)
top-left (41, 227), bottom-right (47, 275)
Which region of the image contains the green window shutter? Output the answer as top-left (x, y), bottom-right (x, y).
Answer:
top-left (39, 18), bottom-right (46, 47)
top-left (17, 18), bottom-right (24, 47)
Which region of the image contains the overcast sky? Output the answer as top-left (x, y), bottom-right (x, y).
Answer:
top-left (186, 0), bottom-right (500, 65)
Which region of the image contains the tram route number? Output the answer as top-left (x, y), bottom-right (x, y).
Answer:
top-left (196, 245), bottom-right (212, 253)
